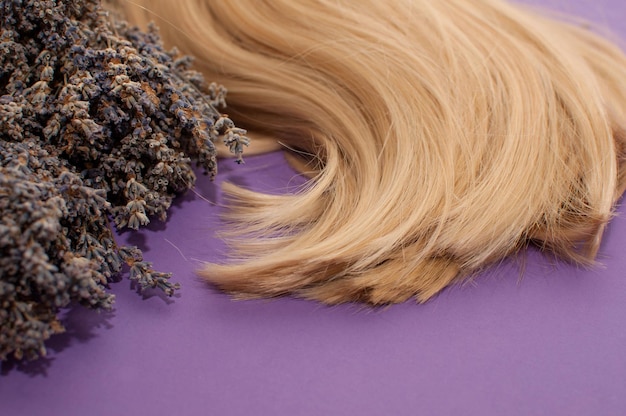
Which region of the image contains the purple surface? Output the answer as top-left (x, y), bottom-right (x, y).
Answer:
top-left (2, 1), bottom-right (626, 415)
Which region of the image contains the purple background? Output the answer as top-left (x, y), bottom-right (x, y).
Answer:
top-left (2, 1), bottom-right (626, 415)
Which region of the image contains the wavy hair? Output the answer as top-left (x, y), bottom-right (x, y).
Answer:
top-left (118, 0), bottom-right (626, 304)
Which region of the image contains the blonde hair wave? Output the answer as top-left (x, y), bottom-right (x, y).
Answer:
top-left (119, 0), bottom-right (626, 304)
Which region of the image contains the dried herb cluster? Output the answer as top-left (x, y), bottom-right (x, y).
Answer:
top-left (1, 0), bottom-right (248, 360)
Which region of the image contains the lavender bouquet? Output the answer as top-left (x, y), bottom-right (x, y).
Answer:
top-left (0, 0), bottom-right (248, 360)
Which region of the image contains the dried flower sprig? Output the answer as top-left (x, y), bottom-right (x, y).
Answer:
top-left (1, 0), bottom-right (247, 361)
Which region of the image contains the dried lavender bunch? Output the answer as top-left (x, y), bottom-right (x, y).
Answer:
top-left (0, 0), bottom-right (248, 360)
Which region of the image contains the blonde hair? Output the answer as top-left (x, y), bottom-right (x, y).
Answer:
top-left (119, 0), bottom-right (626, 304)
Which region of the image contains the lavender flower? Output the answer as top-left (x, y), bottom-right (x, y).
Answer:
top-left (1, 0), bottom-right (248, 361)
